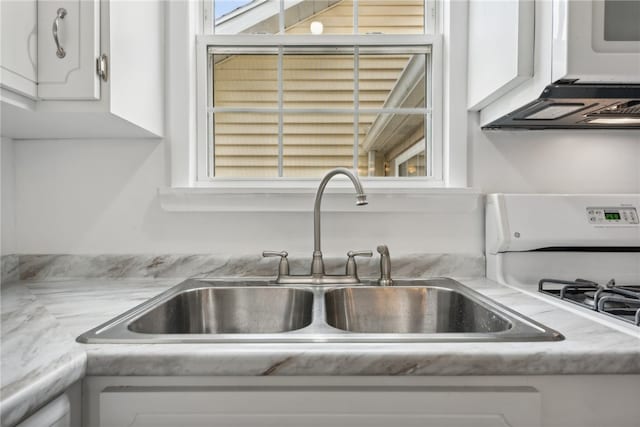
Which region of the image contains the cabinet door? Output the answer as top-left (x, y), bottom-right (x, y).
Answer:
top-left (467, 0), bottom-right (534, 111)
top-left (37, 0), bottom-right (100, 100)
top-left (100, 387), bottom-right (541, 427)
top-left (0, 0), bottom-right (38, 98)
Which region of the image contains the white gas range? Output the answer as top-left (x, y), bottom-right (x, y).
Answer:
top-left (486, 194), bottom-right (640, 337)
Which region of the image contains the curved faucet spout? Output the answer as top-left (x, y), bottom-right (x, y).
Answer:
top-left (312, 168), bottom-right (368, 276)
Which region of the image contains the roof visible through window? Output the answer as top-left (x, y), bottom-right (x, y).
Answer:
top-left (215, 0), bottom-right (255, 19)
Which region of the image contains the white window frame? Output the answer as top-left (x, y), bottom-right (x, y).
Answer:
top-left (163, 0), bottom-right (470, 211)
top-left (196, 34), bottom-right (442, 186)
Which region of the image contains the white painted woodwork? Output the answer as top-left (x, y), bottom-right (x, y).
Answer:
top-left (16, 394), bottom-right (70, 427)
top-left (99, 386), bottom-right (541, 427)
top-left (0, 102), bottom-right (162, 139)
top-left (158, 186), bottom-right (481, 212)
top-left (0, 0), bottom-right (38, 99)
top-left (479, 0), bottom-right (553, 126)
top-left (0, 0), bottom-right (164, 139)
top-left (37, 0), bottom-right (100, 100)
top-left (85, 376), bottom-right (640, 427)
top-left (109, 0), bottom-right (164, 137)
top-left (467, 0), bottom-right (534, 111)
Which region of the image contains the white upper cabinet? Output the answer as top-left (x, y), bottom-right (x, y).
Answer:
top-left (467, 0), bottom-right (534, 111)
top-left (0, 0), bottom-right (38, 99)
top-left (0, 0), bottom-right (164, 139)
top-left (469, 0), bottom-right (640, 127)
top-left (37, 0), bottom-right (100, 100)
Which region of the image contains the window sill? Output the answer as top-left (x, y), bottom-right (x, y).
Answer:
top-left (158, 185), bottom-right (483, 213)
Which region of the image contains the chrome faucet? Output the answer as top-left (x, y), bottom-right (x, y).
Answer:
top-left (311, 168), bottom-right (368, 276)
top-left (263, 167), bottom-right (371, 285)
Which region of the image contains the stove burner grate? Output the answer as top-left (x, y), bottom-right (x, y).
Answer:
top-left (539, 278), bottom-right (640, 326)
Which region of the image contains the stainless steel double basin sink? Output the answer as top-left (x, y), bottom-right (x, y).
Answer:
top-left (77, 278), bottom-right (563, 343)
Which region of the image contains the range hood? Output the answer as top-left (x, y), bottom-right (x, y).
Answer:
top-left (483, 84), bottom-right (640, 130)
top-left (471, 0), bottom-right (640, 131)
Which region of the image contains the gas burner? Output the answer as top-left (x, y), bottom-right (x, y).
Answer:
top-left (539, 278), bottom-right (640, 326)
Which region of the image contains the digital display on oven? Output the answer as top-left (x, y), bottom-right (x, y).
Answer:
top-left (587, 207), bottom-right (638, 225)
top-left (604, 211), bottom-right (621, 220)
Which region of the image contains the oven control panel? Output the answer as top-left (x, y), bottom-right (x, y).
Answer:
top-left (587, 207), bottom-right (639, 225)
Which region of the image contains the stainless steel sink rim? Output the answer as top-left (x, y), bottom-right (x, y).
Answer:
top-left (77, 278), bottom-right (564, 343)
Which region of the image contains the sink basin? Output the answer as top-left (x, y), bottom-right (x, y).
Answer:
top-left (77, 278), bottom-right (563, 343)
top-left (325, 287), bottom-right (511, 333)
top-left (128, 287), bottom-right (313, 334)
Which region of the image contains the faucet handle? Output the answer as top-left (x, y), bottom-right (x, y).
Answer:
top-left (263, 250), bottom-right (288, 258)
top-left (347, 250), bottom-right (373, 258)
top-left (345, 250), bottom-right (373, 280)
top-left (262, 251), bottom-right (290, 276)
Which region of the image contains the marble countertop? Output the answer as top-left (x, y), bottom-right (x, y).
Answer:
top-left (2, 276), bottom-right (640, 426)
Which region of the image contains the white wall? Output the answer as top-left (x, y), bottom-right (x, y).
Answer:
top-left (12, 122), bottom-right (640, 257)
top-left (1, 137), bottom-right (16, 256)
top-left (12, 139), bottom-right (483, 256)
top-left (468, 113), bottom-right (640, 194)
top-left (9, 116), bottom-right (640, 256)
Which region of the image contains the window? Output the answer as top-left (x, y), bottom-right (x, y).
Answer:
top-left (197, 0), bottom-right (441, 182)
top-left (395, 139), bottom-right (426, 177)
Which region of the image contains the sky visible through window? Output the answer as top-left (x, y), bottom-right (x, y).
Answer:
top-left (215, 0), bottom-right (254, 19)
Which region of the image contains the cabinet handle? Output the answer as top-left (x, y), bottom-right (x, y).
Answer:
top-left (52, 8), bottom-right (67, 58)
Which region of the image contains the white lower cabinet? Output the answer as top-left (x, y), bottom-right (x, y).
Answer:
top-left (99, 387), bottom-right (539, 427)
top-left (84, 376), bottom-right (640, 427)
